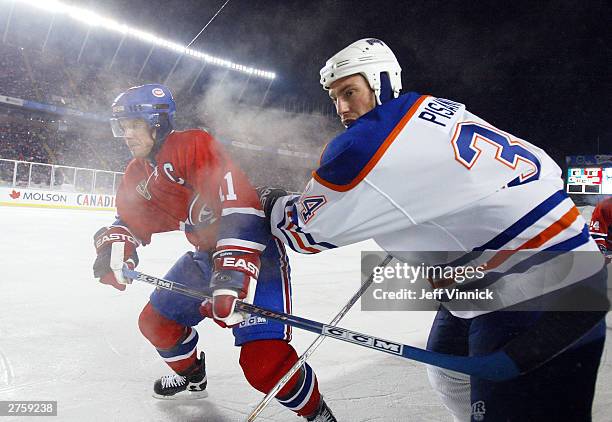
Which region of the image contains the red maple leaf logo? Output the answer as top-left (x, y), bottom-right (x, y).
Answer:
top-left (9, 190), bottom-right (21, 199)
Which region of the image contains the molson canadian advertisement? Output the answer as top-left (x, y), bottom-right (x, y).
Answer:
top-left (0, 186), bottom-right (116, 211)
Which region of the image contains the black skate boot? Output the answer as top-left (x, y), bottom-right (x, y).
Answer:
top-left (305, 397), bottom-right (337, 422)
top-left (152, 352), bottom-right (208, 400)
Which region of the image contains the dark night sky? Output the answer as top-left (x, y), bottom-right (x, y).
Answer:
top-left (44, 1), bottom-right (612, 158)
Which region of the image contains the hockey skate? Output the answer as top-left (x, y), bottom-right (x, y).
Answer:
top-left (306, 397), bottom-right (337, 422)
top-left (152, 352), bottom-right (208, 400)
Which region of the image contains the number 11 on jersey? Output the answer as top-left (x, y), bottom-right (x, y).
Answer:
top-left (219, 172), bottom-right (238, 201)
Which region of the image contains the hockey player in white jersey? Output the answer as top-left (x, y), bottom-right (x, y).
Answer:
top-left (247, 39), bottom-right (608, 421)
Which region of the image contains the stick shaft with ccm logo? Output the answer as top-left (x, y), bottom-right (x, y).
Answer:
top-left (123, 267), bottom-right (521, 381)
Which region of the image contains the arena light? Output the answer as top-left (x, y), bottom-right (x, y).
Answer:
top-left (11, 0), bottom-right (276, 79)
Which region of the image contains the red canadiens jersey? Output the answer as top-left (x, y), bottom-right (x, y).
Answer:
top-left (115, 129), bottom-right (268, 255)
top-left (589, 197), bottom-right (612, 252)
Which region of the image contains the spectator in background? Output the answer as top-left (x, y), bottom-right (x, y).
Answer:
top-left (1, 42), bottom-right (325, 193)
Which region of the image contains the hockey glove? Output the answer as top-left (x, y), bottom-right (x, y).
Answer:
top-left (93, 226), bottom-right (140, 291)
top-left (199, 300), bottom-right (232, 328)
top-left (256, 186), bottom-right (288, 221)
top-left (209, 250), bottom-right (260, 326)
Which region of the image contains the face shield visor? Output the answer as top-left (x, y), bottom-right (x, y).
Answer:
top-left (110, 117), bottom-right (130, 138)
top-left (109, 103), bottom-right (161, 138)
top-left (110, 116), bottom-right (157, 138)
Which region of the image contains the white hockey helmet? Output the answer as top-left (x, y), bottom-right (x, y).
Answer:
top-left (320, 38), bottom-right (402, 105)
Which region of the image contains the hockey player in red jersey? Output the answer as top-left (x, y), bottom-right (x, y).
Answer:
top-left (590, 196), bottom-right (612, 263)
top-left (92, 84), bottom-right (336, 421)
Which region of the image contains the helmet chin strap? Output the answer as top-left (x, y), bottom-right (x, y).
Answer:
top-left (146, 128), bottom-right (163, 162)
top-left (377, 72), bottom-right (394, 105)
top-left (146, 115), bottom-right (173, 162)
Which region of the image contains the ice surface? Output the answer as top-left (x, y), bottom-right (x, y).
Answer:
top-left (0, 207), bottom-right (610, 421)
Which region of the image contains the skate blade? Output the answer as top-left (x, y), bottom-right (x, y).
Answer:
top-left (152, 390), bottom-right (209, 400)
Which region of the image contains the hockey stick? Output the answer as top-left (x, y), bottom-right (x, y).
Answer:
top-left (124, 268), bottom-right (607, 384)
top-left (247, 254), bottom-right (394, 422)
top-left (124, 267), bottom-right (520, 381)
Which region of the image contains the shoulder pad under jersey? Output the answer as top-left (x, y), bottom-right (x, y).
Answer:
top-left (315, 92), bottom-right (424, 191)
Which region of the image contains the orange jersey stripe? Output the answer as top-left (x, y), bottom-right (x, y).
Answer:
top-left (287, 221), bottom-right (321, 254)
top-left (313, 95), bottom-right (429, 192)
top-left (518, 206), bottom-right (581, 250)
top-left (483, 206), bottom-right (581, 270)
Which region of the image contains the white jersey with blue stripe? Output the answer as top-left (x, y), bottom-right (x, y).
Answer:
top-left (270, 93), bottom-right (604, 317)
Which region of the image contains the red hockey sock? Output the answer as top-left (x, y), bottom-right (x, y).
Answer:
top-left (138, 302), bottom-right (199, 375)
top-left (240, 339), bottom-right (321, 417)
